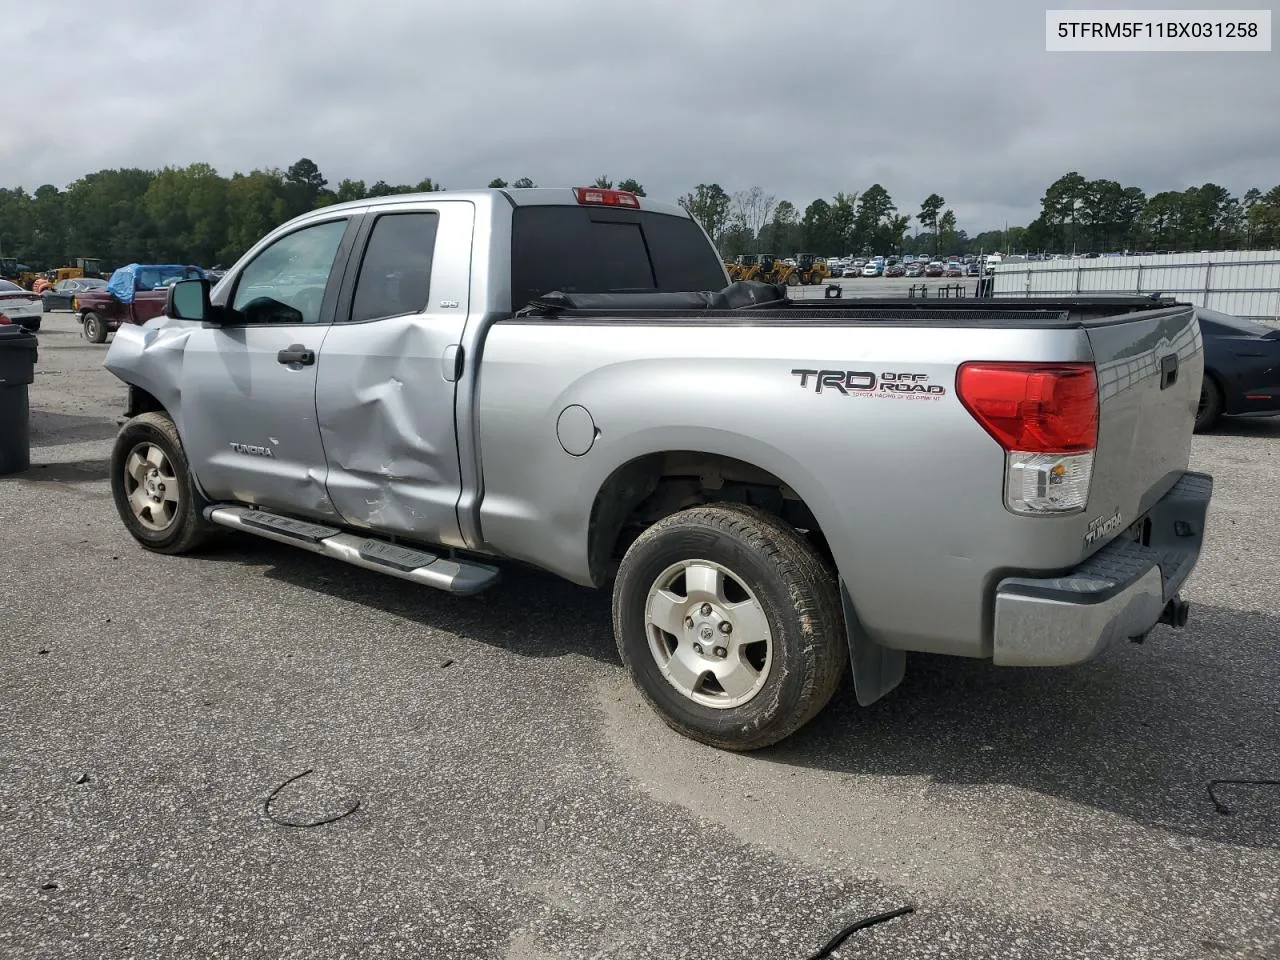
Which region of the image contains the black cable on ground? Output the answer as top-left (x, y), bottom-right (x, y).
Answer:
top-left (803, 904), bottom-right (915, 960)
top-left (1207, 778), bottom-right (1280, 815)
top-left (264, 768), bottom-right (360, 828)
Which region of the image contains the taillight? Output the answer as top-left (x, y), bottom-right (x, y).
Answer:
top-left (573, 187), bottom-right (641, 208)
top-left (0, 312), bottom-right (10, 325)
top-left (72, 297), bottom-right (79, 311)
top-left (956, 362), bottom-right (1099, 515)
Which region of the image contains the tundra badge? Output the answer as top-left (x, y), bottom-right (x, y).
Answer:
top-left (1083, 508), bottom-right (1122, 546)
top-left (229, 442), bottom-right (275, 458)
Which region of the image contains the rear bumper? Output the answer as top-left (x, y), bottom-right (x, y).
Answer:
top-left (1231, 386), bottom-right (1280, 416)
top-left (992, 471), bottom-right (1213, 667)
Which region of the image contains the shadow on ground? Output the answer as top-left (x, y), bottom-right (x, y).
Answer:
top-left (186, 531), bottom-right (1279, 848)
top-left (193, 536), bottom-right (619, 665)
top-left (759, 601), bottom-right (1280, 849)
top-left (1206, 415), bottom-right (1280, 438)
top-left (28, 409), bottom-right (118, 448)
top-left (1, 459), bottom-right (112, 484)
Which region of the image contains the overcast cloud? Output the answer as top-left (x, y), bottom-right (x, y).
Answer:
top-left (4, 0), bottom-right (1277, 233)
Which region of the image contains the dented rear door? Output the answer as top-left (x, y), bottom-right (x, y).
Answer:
top-left (315, 201), bottom-right (474, 549)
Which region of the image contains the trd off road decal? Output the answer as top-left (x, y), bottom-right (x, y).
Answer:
top-left (790, 368), bottom-right (947, 400)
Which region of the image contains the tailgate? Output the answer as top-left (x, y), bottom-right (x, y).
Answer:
top-left (1081, 304), bottom-right (1202, 555)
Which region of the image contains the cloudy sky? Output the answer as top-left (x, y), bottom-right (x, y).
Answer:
top-left (3, 0), bottom-right (1276, 233)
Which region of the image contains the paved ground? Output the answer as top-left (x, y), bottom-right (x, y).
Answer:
top-left (2, 310), bottom-right (1278, 959)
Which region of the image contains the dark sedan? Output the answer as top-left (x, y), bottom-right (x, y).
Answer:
top-left (42, 277), bottom-right (108, 312)
top-left (1196, 307), bottom-right (1280, 432)
top-left (884, 263), bottom-right (906, 278)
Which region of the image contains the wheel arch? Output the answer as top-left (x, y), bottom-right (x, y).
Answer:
top-left (1203, 365), bottom-right (1231, 413)
top-left (584, 446), bottom-right (906, 707)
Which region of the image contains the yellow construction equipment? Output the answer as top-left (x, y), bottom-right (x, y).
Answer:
top-left (730, 254), bottom-right (763, 282)
top-left (50, 258), bottom-right (105, 283)
top-left (794, 253), bottom-right (830, 285)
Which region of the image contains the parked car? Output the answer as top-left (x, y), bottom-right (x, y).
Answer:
top-left (945, 262), bottom-right (964, 277)
top-left (904, 262), bottom-right (925, 278)
top-left (1195, 307), bottom-right (1280, 432)
top-left (884, 263), bottom-right (906, 278)
top-left (73, 264), bottom-right (207, 343)
top-left (102, 185), bottom-right (1212, 752)
top-left (842, 265), bottom-right (861, 278)
top-left (965, 262), bottom-right (981, 276)
top-left (41, 277), bottom-right (108, 312)
top-left (0, 279), bottom-right (43, 331)
top-left (924, 261), bottom-right (945, 277)
top-left (861, 261), bottom-right (883, 277)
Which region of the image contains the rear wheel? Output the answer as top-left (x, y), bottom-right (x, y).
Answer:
top-left (612, 504), bottom-right (847, 751)
top-left (110, 412), bottom-right (213, 554)
top-left (83, 312), bottom-right (108, 344)
top-left (1195, 376), bottom-right (1223, 433)
top-left (786, 272), bottom-right (799, 287)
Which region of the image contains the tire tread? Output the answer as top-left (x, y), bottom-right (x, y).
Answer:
top-left (613, 503), bottom-right (846, 750)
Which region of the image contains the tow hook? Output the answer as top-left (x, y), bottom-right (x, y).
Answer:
top-left (1159, 596), bottom-right (1191, 628)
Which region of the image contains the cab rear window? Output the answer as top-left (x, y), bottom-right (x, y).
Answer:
top-left (510, 206), bottom-right (726, 312)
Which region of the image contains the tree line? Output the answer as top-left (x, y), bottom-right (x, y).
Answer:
top-left (681, 174), bottom-right (1280, 259)
top-left (2, 157), bottom-right (1279, 271)
top-left (0, 160), bottom-right (647, 270)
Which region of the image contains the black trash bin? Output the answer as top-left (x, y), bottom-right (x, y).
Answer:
top-left (0, 325), bottom-right (39, 476)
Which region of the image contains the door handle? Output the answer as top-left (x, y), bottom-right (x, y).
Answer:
top-left (278, 344), bottom-right (315, 366)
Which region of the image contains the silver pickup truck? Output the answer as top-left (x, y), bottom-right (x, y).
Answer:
top-left (103, 186), bottom-right (1213, 750)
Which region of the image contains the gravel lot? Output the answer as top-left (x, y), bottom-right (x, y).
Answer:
top-left (2, 310), bottom-right (1278, 959)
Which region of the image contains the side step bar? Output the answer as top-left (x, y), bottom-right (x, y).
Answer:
top-left (205, 505), bottom-right (501, 596)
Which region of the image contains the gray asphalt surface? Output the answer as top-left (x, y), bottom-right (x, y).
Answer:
top-left (2, 310), bottom-right (1278, 959)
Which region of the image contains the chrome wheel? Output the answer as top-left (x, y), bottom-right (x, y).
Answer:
top-left (123, 442), bottom-right (180, 532)
top-left (644, 559), bottom-right (772, 709)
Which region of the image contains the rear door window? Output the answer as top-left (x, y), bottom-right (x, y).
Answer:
top-left (510, 206), bottom-right (726, 311)
top-left (348, 212), bottom-right (440, 323)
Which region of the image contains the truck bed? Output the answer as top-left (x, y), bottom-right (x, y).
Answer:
top-left (477, 293), bottom-right (1203, 658)
top-left (510, 292), bottom-right (1186, 328)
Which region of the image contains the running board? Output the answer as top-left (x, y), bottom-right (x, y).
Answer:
top-left (205, 505), bottom-right (501, 596)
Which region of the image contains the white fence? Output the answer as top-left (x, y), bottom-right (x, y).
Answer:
top-left (989, 250), bottom-right (1280, 322)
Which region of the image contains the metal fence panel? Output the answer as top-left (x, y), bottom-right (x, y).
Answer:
top-left (990, 250), bottom-right (1280, 324)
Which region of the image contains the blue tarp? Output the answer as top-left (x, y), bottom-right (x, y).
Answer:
top-left (107, 263), bottom-right (206, 304)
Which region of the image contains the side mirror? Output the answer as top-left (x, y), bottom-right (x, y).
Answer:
top-left (167, 278), bottom-right (211, 322)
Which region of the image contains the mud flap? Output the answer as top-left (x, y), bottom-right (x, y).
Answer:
top-left (840, 579), bottom-right (906, 707)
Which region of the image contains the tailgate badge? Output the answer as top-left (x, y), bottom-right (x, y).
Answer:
top-left (1084, 509), bottom-right (1122, 546)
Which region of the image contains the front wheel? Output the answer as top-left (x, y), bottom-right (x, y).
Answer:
top-left (785, 272), bottom-right (800, 287)
top-left (110, 412), bottom-right (213, 554)
top-left (83, 312), bottom-right (108, 343)
top-left (612, 504), bottom-right (847, 751)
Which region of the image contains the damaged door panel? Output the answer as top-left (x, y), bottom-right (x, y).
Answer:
top-left (316, 202), bottom-right (473, 549)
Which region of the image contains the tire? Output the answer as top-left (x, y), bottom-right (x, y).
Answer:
top-left (110, 412), bottom-right (213, 554)
top-left (612, 503), bottom-right (847, 751)
top-left (1195, 375), bottom-right (1223, 433)
top-left (785, 272), bottom-right (800, 287)
top-left (83, 312), bottom-right (108, 343)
